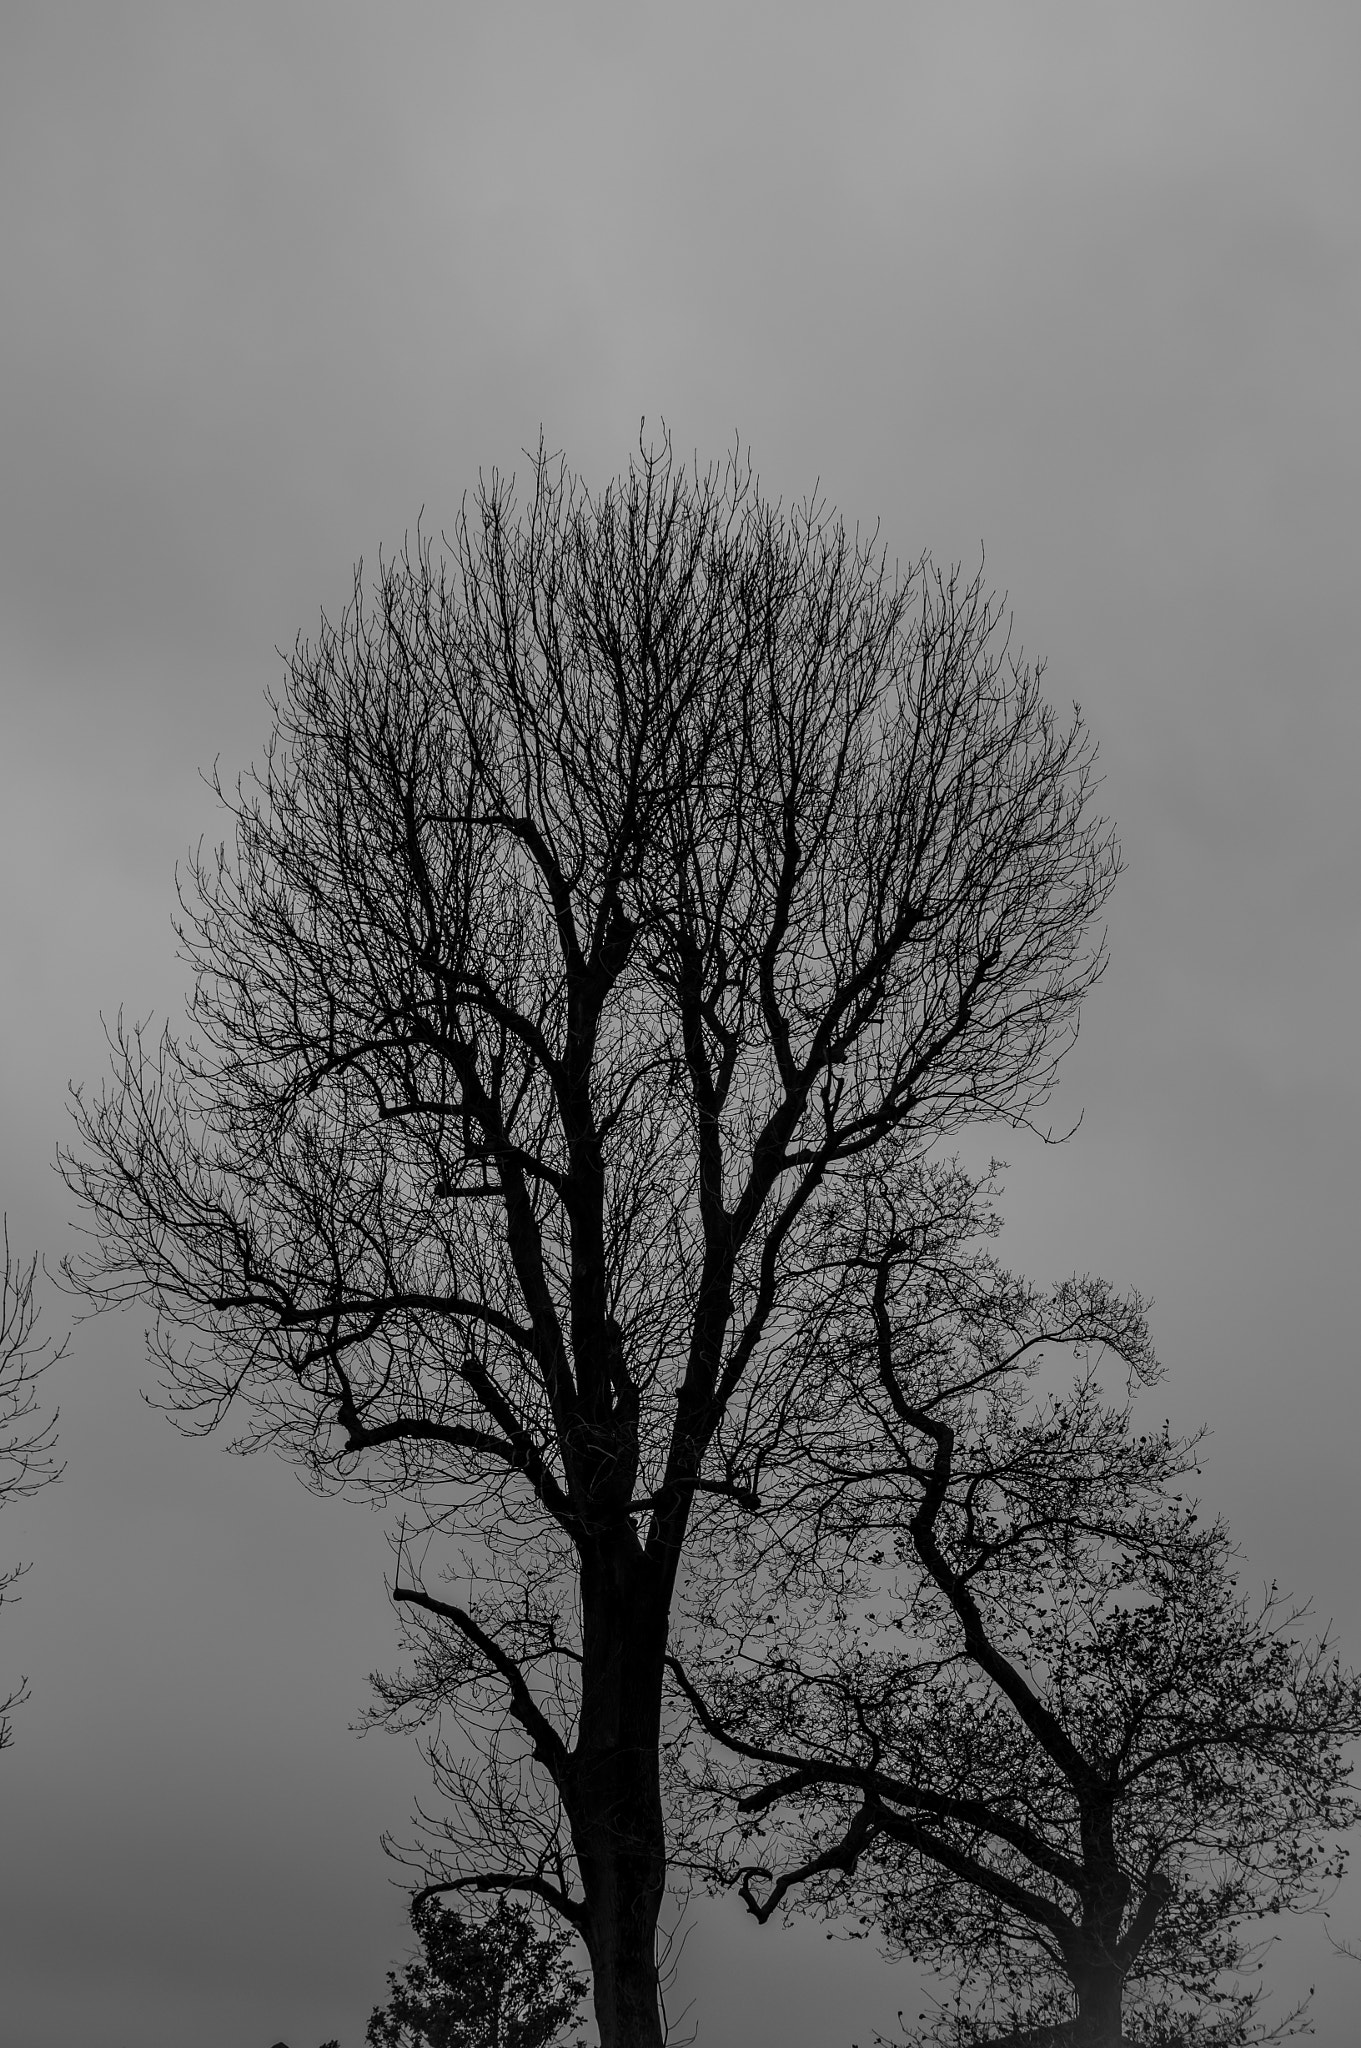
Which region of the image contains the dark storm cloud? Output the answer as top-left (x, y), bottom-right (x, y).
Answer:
top-left (1, 7), bottom-right (1358, 2043)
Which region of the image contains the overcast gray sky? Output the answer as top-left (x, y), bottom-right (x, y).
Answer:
top-left (2, 6), bottom-right (1359, 2044)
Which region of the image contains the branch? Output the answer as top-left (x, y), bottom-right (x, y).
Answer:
top-left (214, 1288), bottom-right (537, 1355)
top-left (411, 1869), bottom-right (589, 1936)
top-left (392, 1585), bottom-right (572, 1784)
top-left (342, 1412), bottom-right (575, 1530)
top-left (1114, 1869), bottom-right (1172, 1971)
top-left (630, 1473), bottom-right (762, 1518)
top-left (672, 1653), bottom-right (1088, 1897)
top-left (871, 1803), bottom-right (1078, 1946)
top-left (739, 1800), bottom-right (879, 1924)
top-left (869, 1252), bottom-right (1098, 1794)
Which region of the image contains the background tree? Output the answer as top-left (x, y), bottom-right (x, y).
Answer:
top-left (367, 1892), bottom-right (586, 2048)
top-left (0, 1221), bottom-right (63, 1749)
top-left (62, 438), bottom-right (1117, 2048)
top-left (673, 1165), bottom-right (1361, 2048)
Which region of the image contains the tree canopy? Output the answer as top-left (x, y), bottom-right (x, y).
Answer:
top-left (367, 1893), bottom-right (586, 2048)
top-left (63, 437), bottom-right (1119, 2048)
top-left (673, 1165), bottom-right (1361, 2047)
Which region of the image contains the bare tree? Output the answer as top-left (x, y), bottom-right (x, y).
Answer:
top-left (672, 1168), bottom-right (1361, 2048)
top-left (62, 438), bottom-right (1117, 2048)
top-left (0, 1223), bottom-right (63, 1749)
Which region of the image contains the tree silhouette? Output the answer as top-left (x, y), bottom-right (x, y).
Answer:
top-left (63, 436), bottom-right (1117, 2047)
top-left (367, 1893), bottom-right (586, 2048)
top-left (0, 1222), bottom-right (62, 1749)
top-left (673, 1164), bottom-right (1361, 2048)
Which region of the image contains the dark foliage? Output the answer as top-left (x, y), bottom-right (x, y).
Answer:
top-left (366, 1894), bottom-right (586, 2048)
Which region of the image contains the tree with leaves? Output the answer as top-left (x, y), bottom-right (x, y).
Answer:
top-left (367, 1892), bottom-right (586, 2048)
top-left (673, 1163), bottom-right (1361, 2048)
top-left (63, 437), bottom-right (1118, 2047)
top-left (1, 1223), bottom-right (62, 1749)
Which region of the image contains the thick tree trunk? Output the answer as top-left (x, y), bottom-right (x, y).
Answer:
top-left (1068, 1961), bottom-right (1124, 2048)
top-left (578, 1855), bottom-right (666, 2048)
top-left (568, 1539), bottom-right (669, 2048)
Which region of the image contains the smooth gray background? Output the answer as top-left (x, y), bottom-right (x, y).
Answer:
top-left (2, 6), bottom-right (1359, 2043)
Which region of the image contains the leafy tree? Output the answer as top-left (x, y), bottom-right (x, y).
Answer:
top-left (62, 437), bottom-right (1117, 2047)
top-left (674, 1165), bottom-right (1361, 2047)
top-left (0, 1221), bottom-right (62, 1749)
top-left (367, 1893), bottom-right (586, 2048)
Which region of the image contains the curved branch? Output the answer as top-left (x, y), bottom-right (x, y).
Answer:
top-left (411, 1868), bottom-right (589, 1936)
top-left (739, 1800), bottom-right (879, 1924)
top-left (393, 1585), bottom-right (572, 1785)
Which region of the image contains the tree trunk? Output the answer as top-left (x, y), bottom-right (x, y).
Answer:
top-left (569, 1539), bottom-right (669, 2048)
top-left (579, 1862), bottom-right (666, 2048)
top-left (1069, 1961), bottom-right (1124, 2048)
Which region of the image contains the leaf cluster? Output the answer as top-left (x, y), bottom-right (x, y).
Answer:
top-left (366, 1893), bottom-right (587, 2048)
